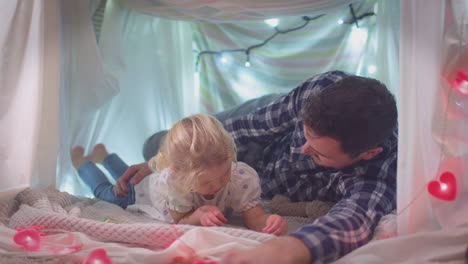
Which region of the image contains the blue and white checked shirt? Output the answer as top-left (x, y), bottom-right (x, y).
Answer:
top-left (223, 71), bottom-right (397, 263)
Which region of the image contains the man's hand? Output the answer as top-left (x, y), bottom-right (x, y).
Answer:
top-left (220, 236), bottom-right (311, 264)
top-left (262, 214), bottom-right (288, 235)
top-left (194, 205), bottom-right (228, 226)
top-left (114, 162), bottom-right (151, 196)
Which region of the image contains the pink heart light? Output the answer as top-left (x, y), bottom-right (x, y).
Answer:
top-left (82, 248), bottom-right (113, 264)
top-left (13, 229), bottom-right (41, 251)
top-left (427, 171), bottom-right (457, 201)
top-left (453, 71), bottom-right (468, 95)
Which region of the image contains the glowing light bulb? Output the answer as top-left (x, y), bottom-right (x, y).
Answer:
top-left (349, 26), bottom-right (368, 49)
top-left (265, 18), bottom-right (279, 27)
top-left (14, 228), bottom-right (42, 251)
top-left (220, 56), bottom-right (228, 64)
top-left (427, 171), bottom-right (457, 201)
top-left (368, 65), bottom-right (377, 74)
top-left (338, 19), bottom-right (344, 24)
top-left (453, 71), bottom-right (468, 95)
top-left (245, 61), bottom-right (251, 67)
top-left (440, 183), bottom-right (448, 191)
top-left (82, 248), bottom-right (113, 264)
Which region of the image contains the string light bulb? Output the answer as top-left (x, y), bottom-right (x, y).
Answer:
top-left (453, 71), bottom-right (468, 95)
top-left (264, 18), bottom-right (279, 27)
top-left (367, 65), bottom-right (377, 74)
top-left (220, 55), bottom-right (228, 64)
top-left (427, 171), bottom-right (457, 201)
top-left (194, 4), bottom-right (375, 71)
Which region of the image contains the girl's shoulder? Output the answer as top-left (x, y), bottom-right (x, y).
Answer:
top-left (148, 167), bottom-right (173, 186)
top-left (232, 161), bottom-right (257, 174)
top-left (230, 162), bottom-right (260, 185)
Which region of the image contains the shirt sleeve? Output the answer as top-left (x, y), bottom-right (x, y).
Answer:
top-left (222, 83), bottom-right (301, 157)
top-left (222, 71), bottom-right (347, 157)
top-left (289, 152), bottom-right (397, 263)
top-left (229, 162), bottom-right (262, 212)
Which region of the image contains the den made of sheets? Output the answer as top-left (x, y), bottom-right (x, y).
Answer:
top-left (1, 0), bottom-right (467, 263)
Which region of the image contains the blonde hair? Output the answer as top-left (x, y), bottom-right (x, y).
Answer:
top-left (148, 114), bottom-right (237, 194)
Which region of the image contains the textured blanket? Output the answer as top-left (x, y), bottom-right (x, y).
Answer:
top-left (1, 188), bottom-right (397, 263)
top-left (3, 188), bottom-right (277, 250)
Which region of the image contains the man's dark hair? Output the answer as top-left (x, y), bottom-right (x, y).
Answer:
top-left (303, 75), bottom-right (397, 157)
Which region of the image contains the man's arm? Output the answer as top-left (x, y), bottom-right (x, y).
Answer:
top-left (290, 159), bottom-right (397, 263)
top-left (223, 71), bottom-right (348, 156)
top-left (221, 236), bottom-right (311, 264)
top-left (114, 162), bottom-right (151, 196)
top-left (221, 177), bottom-right (395, 264)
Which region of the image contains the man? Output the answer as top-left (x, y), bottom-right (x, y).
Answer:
top-left (115, 71), bottom-right (398, 263)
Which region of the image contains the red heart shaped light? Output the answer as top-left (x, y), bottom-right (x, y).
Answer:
top-left (13, 229), bottom-right (41, 251)
top-left (427, 171), bottom-right (457, 201)
top-left (82, 248), bottom-right (113, 264)
top-left (453, 71), bottom-right (468, 95)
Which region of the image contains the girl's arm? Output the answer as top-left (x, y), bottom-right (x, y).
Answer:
top-left (242, 205), bottom-right (288, 235)
top-left (168, 205), bottom-right (227, 226)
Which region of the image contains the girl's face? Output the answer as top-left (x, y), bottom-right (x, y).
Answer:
top-left (194, 160), bottom-right (232, 196)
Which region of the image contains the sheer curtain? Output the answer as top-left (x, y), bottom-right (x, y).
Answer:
top-left (0, 0), bottom-right (60, 191)
top-left (57, 0), bottom-right (195, 196)
top-left (122, 0), bottom-right (356, 22)
top-left (398, 0), bottom-right (468, 235)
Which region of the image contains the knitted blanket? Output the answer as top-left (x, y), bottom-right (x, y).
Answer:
top-left (4, 188), bottom-right (275, 250)
top-left (0, 188), bottom-right (396, 263)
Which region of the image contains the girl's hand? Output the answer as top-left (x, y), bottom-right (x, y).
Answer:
top-left (261, 214), bottom-right (288, 235)
top-left (195, 205), bottom-right (228, 226)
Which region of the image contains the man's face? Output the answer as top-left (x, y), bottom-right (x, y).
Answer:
top-left (301, 125), bottom-right (362, 169)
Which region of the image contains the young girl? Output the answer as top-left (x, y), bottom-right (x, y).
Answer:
top-left (71, 114), bottom-right (287, 235)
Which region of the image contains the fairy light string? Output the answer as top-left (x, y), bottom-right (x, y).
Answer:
top-left (194, 4), bottom-right (376, 71)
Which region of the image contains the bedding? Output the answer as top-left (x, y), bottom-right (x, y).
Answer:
top-left (0, 187), bottom-right (397, 263)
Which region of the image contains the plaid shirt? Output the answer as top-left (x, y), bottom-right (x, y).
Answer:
top-left (223, 71), bottom-right (397, 263)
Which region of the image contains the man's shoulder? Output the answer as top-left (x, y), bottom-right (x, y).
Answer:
top-left (298, 71), bottom-right (349, 93)
top-left (305, 70), bottom-right (349, 82)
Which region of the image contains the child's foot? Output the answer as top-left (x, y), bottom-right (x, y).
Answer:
top-left (86, 144), bottom-right (109, 164)
top-left (71, 146), bottom-right (86, 169)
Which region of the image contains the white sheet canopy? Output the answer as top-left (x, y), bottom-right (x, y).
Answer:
top-left (0, 0), bottom-right (467, 244)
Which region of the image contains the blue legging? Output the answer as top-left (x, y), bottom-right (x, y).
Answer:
top-left (77, 153), bottom-right (135, 208)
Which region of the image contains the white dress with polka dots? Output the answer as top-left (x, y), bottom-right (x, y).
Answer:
top-left (128, 162), bottom-right (261, 223)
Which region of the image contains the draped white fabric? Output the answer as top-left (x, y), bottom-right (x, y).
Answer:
top-left (58, 0), bottom-right (195, 195)
top-left (193, 0), bottom-right (400, 113)
top-left (122, 0), bottom-right (356, 22)
top-left (398, 0), bottom-right (468, 235)
top-left (0, 0), bottom-right (60, 191)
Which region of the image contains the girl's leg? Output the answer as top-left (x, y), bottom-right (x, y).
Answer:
top-left (102, 153), bottom-right (129, 181)
top-left (72, 146), bottom-right (135, 208)
top-left (101, 154), bottom-right (136, 207)
top-left (78, 161), bottom-right (135, 208)
top-left (87, 144), bottom-right (127, 181)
